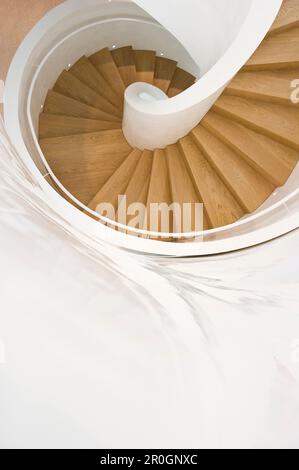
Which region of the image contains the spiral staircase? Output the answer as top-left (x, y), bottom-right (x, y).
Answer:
top-left (35, 0), bottom-right (299, 240)
top-left (4, 0), bottom-right (299, 255)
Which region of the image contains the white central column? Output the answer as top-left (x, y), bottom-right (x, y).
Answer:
top-left (123, 82), bottom-right (169, 150)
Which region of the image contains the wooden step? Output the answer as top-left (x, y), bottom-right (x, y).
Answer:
top-left (244, 25), bottom-right (299, 70)
top-left (133, 50), bottom-right (156, 84)
top-left (111, 46), bottom-right (137, 87)
top-left (256, 67), bottom-right (299, 82)
top-left (53, 71), bottom-right (121, 121)
top-left (145, 149), bottom-right (172, 235)
top-left (179, 135), bottom-right (244, 228)
top-left (165, 144), bottom-right (205, 233)
top-left (202, 111), bottom-right (297, 186)
top-left (214, 95), bottom-right (299, 150)
top-left (192, 126), bottom-right (274, 213)
top-left (89, 48), bottom-right (126, 98)
top-left (168, 67), bottom-right (196, 97)
top-left (117, 150), bottom-right (153, 230)
top-left (154, 57), bottom-right (177, 94)
top-left (39, 114), bottom-right (121, 139)
top-left (88, 149), bottom-right (142, 213)
top-left (226, 71), bottom-right (298, 106)
top-left (69, 56), bottom-right (122, 110)
top-left (269, 0), bottom-right (299, 35)
top-left (43, 91), bottom-right (115, 121)
top-left (39, 129), bottom-right (131, 206)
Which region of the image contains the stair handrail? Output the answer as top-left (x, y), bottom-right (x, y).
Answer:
top-left (123, 0), bottom-right (283, 149)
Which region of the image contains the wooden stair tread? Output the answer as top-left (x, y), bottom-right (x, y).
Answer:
top-left (214, 94), bottom-right (299, 150)
top-left (89, 47), bottom-right (126, 97)
top-left (165, 144), bottom-right (205, 232)
top-left (53, 70), bottom-right (121, 121)
top-left (202, 111), bottom-right (298, 186)
top-left (168, 67), bottom-right (196, 97)
top-left (39, 114), bottom-right (121, 139)
top-left (134, 50), bottom-right (156, 84)
top-left (39, 130), bottom-right (132, 205)
top-left (145, 149), bottom-right (172, 234)
top-left (255, 67), bottom-right (299, 81)
top-left (69, 56), bottom-right (122, 110)
top-left (179, 135), bottom-right (244, 228)
top-left (226, 71), bottom-right (298, 105)
top-left (118, 150), bottom-right (153, 229)
top-left (43, 91), bottom-right (114, 121)
top-left (269, 0), bottom-right (299, 35)
top-left (192, 126), bottom-right (274, 213)
top-left (111, 46), bottom-right (137, 87)
top-left (88, 149), bottom-right (142, 213)
top-left (124, 150), bottom-right (153, 209)
top-left (40, 128), bottom-right (129, 148)
top-left (154, 57), bottom-right (177, 93)
top-left (244, 25), bottom-right (299, 70)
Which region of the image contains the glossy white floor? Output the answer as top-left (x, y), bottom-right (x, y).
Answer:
top-left (0, 118), bottom-right (299, 449)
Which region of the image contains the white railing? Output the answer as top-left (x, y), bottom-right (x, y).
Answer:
top-left (124, 0), bottom-right (282, 149)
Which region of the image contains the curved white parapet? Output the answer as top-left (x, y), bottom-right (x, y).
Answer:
top-left (124, 0), bottom-right (283, 149)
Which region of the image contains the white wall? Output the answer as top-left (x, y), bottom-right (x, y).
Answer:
top-left (124, 0), bottom-right (282, 149)
top-left (135, 0), bottom-right (253, 75)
